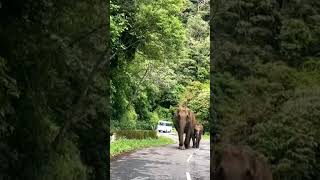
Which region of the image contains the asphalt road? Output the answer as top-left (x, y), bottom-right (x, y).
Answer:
top-left (110, 132), bottom-right (210, 180)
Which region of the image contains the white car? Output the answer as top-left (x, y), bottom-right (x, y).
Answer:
top-left (157, 120), bottom-right (173, 133)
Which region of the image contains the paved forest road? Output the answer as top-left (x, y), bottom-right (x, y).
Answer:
top-left (110, 133), bottom-right (210, 180)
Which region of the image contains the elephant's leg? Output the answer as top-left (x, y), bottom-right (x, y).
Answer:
top-left (192, 134), bottom-right (196, 148)
top-left (184, 130), bottom-right (192, 149)
top-left (196, 135), bottom-right (201, 148)
top-left (178, 131), bottom-right (185, 150)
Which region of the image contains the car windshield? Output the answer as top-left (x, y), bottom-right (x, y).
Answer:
top-left (158, 122), bottom-right (172, 126)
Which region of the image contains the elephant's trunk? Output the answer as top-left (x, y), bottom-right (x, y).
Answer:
top-left (178, 122), bottom-right (186, 149)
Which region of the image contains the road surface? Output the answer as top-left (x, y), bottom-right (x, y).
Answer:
top-left (110, 132), bottom-right (210, 180)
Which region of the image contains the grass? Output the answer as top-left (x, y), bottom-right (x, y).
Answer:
top-left (110, 136), bottom-right (174, 159)
top-left (203, 132), bottom-right (210, 140)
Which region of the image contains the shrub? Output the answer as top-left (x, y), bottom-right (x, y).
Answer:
top-left (36, 140), bottom-right (88, 180)
top-left (149, 112), bottom-right (160, 129)
top-left (119, 105), bottom-right (138, 129)
top-left (136, 121), bottom-right (154, 130)
top-left (115, 130), bottom-right (158, 139)
top-left (154, 107), bottom-right (169, 119)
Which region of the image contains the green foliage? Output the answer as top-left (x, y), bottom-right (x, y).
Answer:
top-left (149, 111), bottom-right (160, 129)
top-left (119, 105), bottom-right (138, 130)
top-left (279, 19), bottom-right (312, 61)
top-left (0, 0), bottom-right (108, 179)
top-left (202, 132), bottom-right (210, 140)
top-left (180, 81), bottom-right (210, 130)
top-left (134, 0), bottom-right (187, 59)
top-left (110, 3), bottom-right (128, 45)
top-left (247, 87), bottom-right (320, 179)
top-left (212, 0), bottom-right (320, 179)
top-left (110, 0), bottom-right (188, 129)
top-left (111, 0), bottom-right (210, 132)
top-left (115, 130), bottom-right (158, 140)
top-left (187, 15), bottom-right (209, 41)
top-left (154, 106), bottom-right (171, 119)
top-left (37, 141), bottom-right (88, 180)
top-left (298, 59), bottom-right (320, 87)
top-left (177, 13), bottom-right (209, 84)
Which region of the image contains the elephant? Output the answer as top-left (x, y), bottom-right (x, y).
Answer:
top-left (214, 145), bottom-right (273, 180)
top-left (192, 123), bottom-right (204, 148)
top-left (173, 106), bottom-right (197, 150)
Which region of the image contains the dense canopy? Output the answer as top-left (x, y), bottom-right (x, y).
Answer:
top-left (211, 0), bottom-right (320, 179)
top-left (110, 0), bottom-right (210, 132)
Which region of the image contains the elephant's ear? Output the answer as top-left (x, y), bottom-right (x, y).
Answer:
top-left (186, 110), bottom-right (191, 119)
top-left (173, 110), bottom-right (178, 120)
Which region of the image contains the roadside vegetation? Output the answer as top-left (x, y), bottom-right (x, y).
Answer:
top-left (202, 133), bottom-right (210, 140)
top-left (111, 136), bottom-right (174, 159)
top-left (212, 0), bottom-right (320, 179)
top-left (110, 1), bottom-right (210, 160)
top-left (111, 0), bottom-right (210, 132)
top-left (0, 1), bottom-right (107, 179)
top-left (115, 130), bottom-right (158, 139)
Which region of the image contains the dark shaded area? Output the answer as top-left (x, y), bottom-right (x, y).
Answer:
top-left (0, 0), bottom-right (109, 179)
top-left (211, 0), bottom-right (320, 179)
top-left (213, 145), bottom-right (272, 180)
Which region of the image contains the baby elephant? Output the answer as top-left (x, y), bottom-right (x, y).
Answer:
top-left (214, 145), bottom-right (273, 180)
top-left (192, 123), bottom-right (204, 148)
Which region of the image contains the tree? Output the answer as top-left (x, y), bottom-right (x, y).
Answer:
top-left (211, 0), bottom-right (320, 179)
top-left (0, 0), bottom-right (109, 179)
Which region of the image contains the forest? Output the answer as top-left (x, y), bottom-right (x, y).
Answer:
top-left (1, 0), bottom-right (320, 179)
top-left (110, 0), bottom-right (210, 132)
top-left (211, 0), bottom-right (320, 179)
top-left (0, 0), bottom-right (108, 179)
top-left (0, 0), bottom-right (210, 179)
